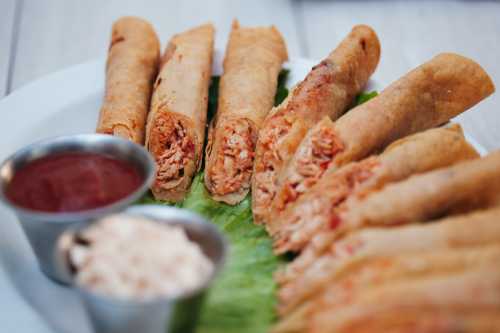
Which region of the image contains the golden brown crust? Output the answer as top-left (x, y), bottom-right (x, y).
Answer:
top-left (268, 117), bottom-right (344, 229)
top-left (252, 25), bottom-right (381, 224)
top-left (270, 124), bottom-right (478, 253)
top-left (216, 20), bottom-right (288, 127)
top-left (332, 53), bottom-right (495, 167)
top-left (337, 150), bottom-right (500, 232)
top-left (146, 24), bottom-right (214, 202)
top-left (204, 21), bottom-right (288, 204)
top-left (309, 268), bottom-right (500, 333)
top-left (312, 309), bottom-right (500, 333)
top-left (273, 245), bottom-right (500, 333)
top-left (324, 245), bottom-right (500, 306)
top-left (96, 17), bottom-right (160, 144)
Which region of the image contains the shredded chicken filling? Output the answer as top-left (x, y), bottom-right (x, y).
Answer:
top-left (273, 158), bottom-right (379, 253)
top-left (254, 60), bottom-right (336, 213)
top-left (328, 160), bottom-right (380, 229)
top-left (255, 116), bottom-right (293, 203)
top-left (150, 115), bottom-right (195, 189)
top-left (208, 119), bottom-right (256, 196)
top-left (278, 126), bottom-right (344, 212)
top-left (277, 235), bottom-right (367, 315)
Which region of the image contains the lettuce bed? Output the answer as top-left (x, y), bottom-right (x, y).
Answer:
top-left (140, 71), bottom-right (377, 332)
top-left (186, 174), bottom-right (280, 333)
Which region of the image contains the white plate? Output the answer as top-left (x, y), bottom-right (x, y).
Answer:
top-left (0, 54), bottom-right (487, 333)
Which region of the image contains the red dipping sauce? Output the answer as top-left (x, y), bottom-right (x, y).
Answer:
top-left (5, 152), bottom-right (143, 212)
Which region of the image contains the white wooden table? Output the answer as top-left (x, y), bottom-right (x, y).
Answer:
top-left (1, 0), bottom-right (499, 149)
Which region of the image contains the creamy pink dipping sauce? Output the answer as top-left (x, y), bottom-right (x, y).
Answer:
top-left (5, 152), bottom-right (142, 212)
top-left (67, 214), bottom-right (214, 300)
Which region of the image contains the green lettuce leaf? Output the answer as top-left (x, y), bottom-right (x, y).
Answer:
top-left (274, 69), bottom-right (290, 106)
top-left (183, 174), bottom-right (282, 333)
top-left (207, 76), bottom-right (220, 123)
top-left (355, 90), bottom-right (378, 106)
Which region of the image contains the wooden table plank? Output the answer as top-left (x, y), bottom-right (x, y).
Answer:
top-left (300, 0), bottom-right (500, 151)
top-left (0, 0), bottom-right (16, 97)
top-left (10, 0), bottom-right (301, 91)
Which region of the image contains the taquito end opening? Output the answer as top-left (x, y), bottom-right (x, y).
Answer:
top-left (205, 118), bottom-right (257, 205)
top-left (148, 113), bottom-right (197, 202)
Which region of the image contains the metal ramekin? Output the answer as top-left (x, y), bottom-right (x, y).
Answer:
top-left (58, 205), bottom-right (227, 333)
top-left (0, 134), bottom-right (155, 283)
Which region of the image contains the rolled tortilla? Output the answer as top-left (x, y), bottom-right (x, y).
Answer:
top-left (277, 207), bottom-right (500, 315)
top-left (269, 53), bottom-right (495, 223)
top-left (334, 150), bottom-right (500, 234)
top-left (146, 24), bottom-right (214, 202)
top-left (204, 21), bottom-right (288, 204)
top-left (252, 25), bottom-right (381, 224)
top-left (309, 267), bottom-right (500, 333)
top-left (96, 17), bottom-right (160, 143)
top-left (273, 245), bottom-right (500, 333)
top-left (271, 124), bottom-right (478, 253)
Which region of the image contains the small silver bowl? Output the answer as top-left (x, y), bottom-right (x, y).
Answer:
top-left (58, 205), bottom-right (227, 333)
top-left (0, 134), bottom-right (155, 283)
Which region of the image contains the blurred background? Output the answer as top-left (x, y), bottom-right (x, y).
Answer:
top-left (1, 0), bottom-right (499, 148)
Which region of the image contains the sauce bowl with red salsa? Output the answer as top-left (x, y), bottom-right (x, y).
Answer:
top-left (0, 134), bottom-right (155, 283)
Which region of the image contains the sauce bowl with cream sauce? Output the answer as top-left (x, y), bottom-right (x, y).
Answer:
top-left (57, 205), bottom-right (227, 333)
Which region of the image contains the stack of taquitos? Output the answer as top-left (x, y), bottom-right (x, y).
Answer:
top-left (273, 245), bottom-right (500, 333)
top-left (276, 151), bottom-right (500, 316)
top-left (278, 152), bottom-right (500, 316)
top-left (96, 17), bottom-right (160, 143)
top-left (268, 53), bottom-right (495, 229)
top-left (274, 206), bottom-right (500, 330)
top-left (146, 24), bottom-right (214, 202)
top-left (204, 21), bottom-right (288, 204)
top-left (301, 150), bottom-right (500, 275)
top-left (308, 267), bottom-right (500, 333)
top-left (271, 124), bottom-right (478, 253)
top-left (252, 25), bottom-right (381, 224)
